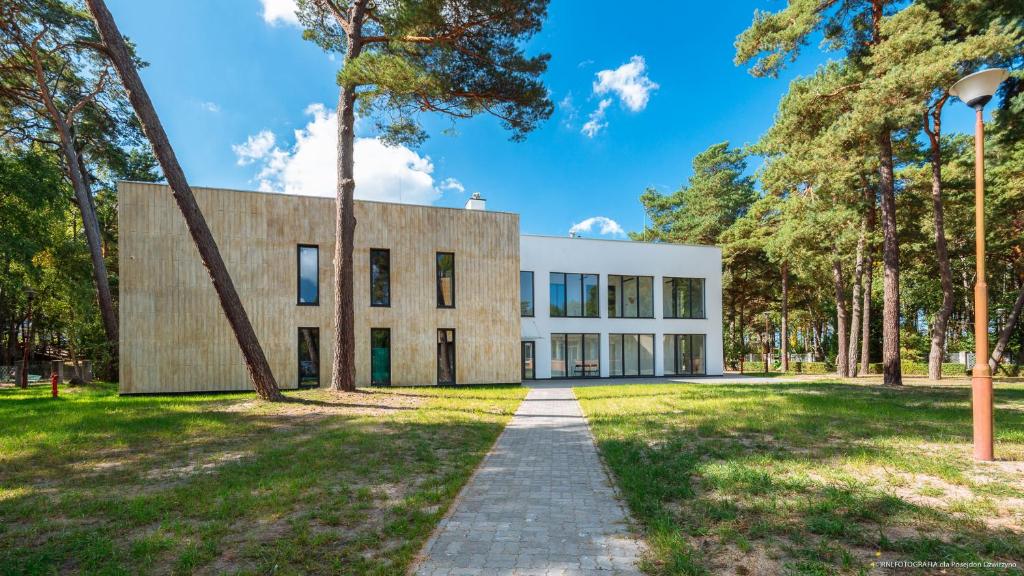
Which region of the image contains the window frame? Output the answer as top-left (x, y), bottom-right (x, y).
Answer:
top-left (436, 252), bottom-right (456, 309)
top-left (370, 327), bottom-right (391, 386)
top-left (663, 277), bottom-right (707, 319)
top-left (297, 327), bottom-right (320, 388)
top-left (369, 248), bottom-right (391, 307)
top-left (664, 334), bottom-right (707, 375)
top-left (550, 332), bottom-right (601, 378)
top-left (520, 271), bottom-right (535, 317)
top-left (549, 272), bottom-right (600, 318)
top-left (607, 275), bottom-right (654, 319)
top-left (296, 244), bottom-right (320, 306)
top-left (608, 333), bottom-right (656, 377)
top-left (437, 328), bottom-right (457, 385)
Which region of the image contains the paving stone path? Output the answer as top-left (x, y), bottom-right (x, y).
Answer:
top-left (413, 385), bottom-right (644, 576)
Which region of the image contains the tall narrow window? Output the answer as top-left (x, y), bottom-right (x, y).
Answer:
top-left (520, 271), bottom-right (534, 317)
top-left (437, 329), bottom-right (456, 384)
top-left (371, 328), bottom-right (391, 386)
top-left (297, 245), bottom-right (319, 305)
top-left (663, 278), bottom-right (706, 319)
top-left (608, 275), bottom-right (653, 318)
top-left (370, 249), bottom-right (390, 307)
top-left (436, 253), bottom-right (455, 308)
top-left (663, 334), bottom-right (706, 375)
top-left (550, 273), bottom-right (598, 318)
top-left (298, 327), bottom-right (320, 387)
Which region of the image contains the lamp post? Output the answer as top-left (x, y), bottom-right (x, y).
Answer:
top-left (20, 287), bottom-right (36, 389)
top-left (948, 68), bottom-right (1009, 462)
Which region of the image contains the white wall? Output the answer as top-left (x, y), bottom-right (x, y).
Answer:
top-left (520, 235), bottom-right (724, 378)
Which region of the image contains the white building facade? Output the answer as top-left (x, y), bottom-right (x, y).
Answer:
top-left (519, 235), bottom-right (724, 379)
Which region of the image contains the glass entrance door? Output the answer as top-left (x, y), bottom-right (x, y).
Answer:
top-left (437, 329), bottom-right (456, 385)
top-left (521, 341), bottom-right (535, 380)
top-left (370, 328), bottom-right (390, 386)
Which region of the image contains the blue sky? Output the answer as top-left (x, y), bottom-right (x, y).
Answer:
top-left (106, 0), bottom-right (981, 237)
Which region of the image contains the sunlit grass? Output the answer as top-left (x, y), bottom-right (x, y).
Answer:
top-left (576, 381), bottom-right (1024, 576)
top-left (0, 382), bottom-right (526, 575)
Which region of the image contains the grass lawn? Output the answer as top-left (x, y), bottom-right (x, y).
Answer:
top-left (576, 380), bottom-right (1024, 576)
top-left (0, 382), bottom-right (526, 575)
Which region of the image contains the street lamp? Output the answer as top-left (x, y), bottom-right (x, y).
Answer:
top-left (948, 68), bottom-right (1009, 462)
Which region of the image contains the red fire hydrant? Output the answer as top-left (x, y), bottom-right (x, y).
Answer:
top-left (51, 372), bottom-right (58, 398)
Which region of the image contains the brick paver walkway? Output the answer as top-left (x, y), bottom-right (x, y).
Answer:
top-left (413, 385), bottom-right (643, 575)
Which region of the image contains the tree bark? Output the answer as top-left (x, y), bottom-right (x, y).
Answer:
top-left (990, 282), bottom-right (1024, 373)
top-left (329, 2), bottom-right (368, 392)
top-left (25, 40), bottom-right (119, 358)
top-left (878, 130), bottom-right (902, 385)
top-left (861, 185), bottom-right (876, 375)
top-left (924, 101), bottom-right (954, 381)
top-left (848, 221), bottom-right (865, 376)
top-left (780, 263), bottom-right (789, 372)
top-left (86, 0), bottom-right (283, 400)
top-left (833, 258), bottom-right (850, 377)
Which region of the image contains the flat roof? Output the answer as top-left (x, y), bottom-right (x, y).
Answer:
top-left (520, 233), bottom-right (720, 251)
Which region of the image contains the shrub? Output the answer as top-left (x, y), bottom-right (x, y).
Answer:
top-left (787, 361), bottom-right (831, 374)
top-left (866, 362), bottom-right (968, 377)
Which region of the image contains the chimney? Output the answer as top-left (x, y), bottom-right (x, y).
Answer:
top-left (464, 192), bottom-right (486, 211)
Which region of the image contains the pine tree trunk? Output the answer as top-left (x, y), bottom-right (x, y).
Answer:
top-left (331, 81), bottom-right (358, 392)
top-left (833, 258), bottom-right (850, 377)
top-left (780, 263), bottom-right (789, 372)
top-left (848, 222), bottom-right (865, 376)
top-left (26, 41), bottom-right (119, 360)
top-left (925, 104), bottom-right (954, 381)
top-left (878, 129), bottom-right (902, 385)
top-left (861, 188), bottom-right (875, 376)
top-left (86, 0), bottom-right (283, 400)
top-left (989, 282), bottom-right (1024, 373)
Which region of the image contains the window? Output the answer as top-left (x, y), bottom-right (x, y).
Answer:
top-left (521, 341), bottom-right (535, 380)
top-left (297, 327), bottom-right (320, 387)
top-left (609, 334), bottom-right (655, 377)
top-left (550, 333), bottom-right (600, 378)
top-left (436, 253), bottom-right (455, 308)
top-left (297, 245), bottom-right (319, 305)
top-left (370, 249), bottom-right (390, 307)
top-left (371, 328), bottom-right (390, 386)
top-left (520, 271), bottom-right (534, 317)
top-left (664, 334), bottom-right (706, 375)
top-left (437, 328), bottom-right (456, 384)
top-left (550, 272), bottom-right (599, 318)
top-left (663, 278), bottom-right (706, 319)
top-left (608, 275), bottom-right (654, 318)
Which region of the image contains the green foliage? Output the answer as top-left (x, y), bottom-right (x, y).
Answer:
top-left (786, 361), bottom-right (832, 375)
top-left (867, 361), bottom-right (969, 376)
top-left (296, 0), bottom-right (553, 144)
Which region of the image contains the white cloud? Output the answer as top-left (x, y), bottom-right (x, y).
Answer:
top-left (569, 216), bottom-right (626, 238)
top-left (232, 130), bottom-right (276, 165)
top-left (260, 0), bottom-right (298, 25)
top-left (559, 93), bottom-right (578, 129)
top-left (233, 103), bottom-right (455, 205)
top-left (593, 55), bottom-right (659, 112)
top-left (200, 101), bottom-right (221, 113)
top-left (581, 98), bottom-right (611, 138)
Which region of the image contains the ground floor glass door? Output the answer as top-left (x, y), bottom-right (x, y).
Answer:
top-left (298, 327), bottom-right (320, 387)
top-left (437, 329), bottom-right (456, 385)
top-left (370, 328), bottom-right (390, 386)
top-left (521, 341), bottom-right (535, 380)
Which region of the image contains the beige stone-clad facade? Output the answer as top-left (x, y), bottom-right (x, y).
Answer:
top-left (118, 182), bottom-right (521, 393)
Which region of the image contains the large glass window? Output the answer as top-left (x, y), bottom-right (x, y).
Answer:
top-left (663, 278), bottom-right (706, 319)
top-left (370, 249), bottom-right (390, 307)
top-left (298, 327), bottom-right (320, 387)
top-left (664, 334), bottom-right (706, 375)
top-left (297, 245), bottom-right (319, 305)
top-left (609, 334), bottom-right (655, 377)
top-left (550, 273), bottom-right (599, 318)
top-left (436, 253), bottom-right (455, 308)
top-left (370, 328), bottom-right (390, 385)
top-left (550, 333), bottom-right (599, 378)
top-left (520, 271), bottom-right (534, 317)
top-left (608, 275), bottom-right (654, 318)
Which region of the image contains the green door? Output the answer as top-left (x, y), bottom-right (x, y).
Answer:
top-left (371, 328), bottom-right (390, 386)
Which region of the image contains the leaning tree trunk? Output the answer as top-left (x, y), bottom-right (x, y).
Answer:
top-left (848, 222), bottom-right (865, 376)
top-left (861, 185), bottom-right (876, 376)
top-left (990, 282), bottom-right (1024, 373)
top-left (86, 0), bottom-right (283, 400)
top-left (878, 130), bottom-right (902, 386)
top-left (26, 44), bottom-right (119, 357)
top-left (924, 103), bottom-right (955, 381)
top-left (780, 262), bottom-right (789, 372)
top-left (833, 258), bottom-right (850, 377)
